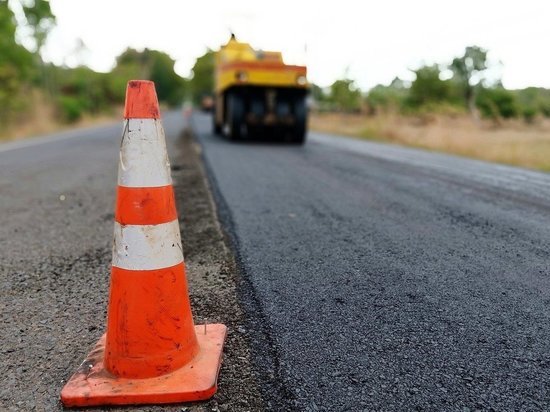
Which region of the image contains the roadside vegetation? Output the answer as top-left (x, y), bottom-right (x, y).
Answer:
top-left (310, 46), bottom-right (550, 170)
top-left (3, 1), bottom-right (550, 171)
top-left (0, 0), bottom-right (209, 140)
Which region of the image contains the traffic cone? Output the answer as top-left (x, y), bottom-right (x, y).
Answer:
top-left (60, 80), bottom-right (227, 407)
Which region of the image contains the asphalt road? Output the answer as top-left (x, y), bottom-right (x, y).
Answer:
top-left (191, 112), bottom-right (550, 411)
top-left (3, 111), bottom-right (550, 411)
top-left (0, 112), bottom-right (195, 272)
top-left (0, 112), bottom-right (267, 412)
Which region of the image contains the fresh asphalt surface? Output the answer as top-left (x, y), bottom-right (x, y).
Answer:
top-left (2, 111), bottom-right (550, 411)
top-left (191, 112), bottom-right (550, 411)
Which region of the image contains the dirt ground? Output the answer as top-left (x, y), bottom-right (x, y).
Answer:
top-left (0, 129), bottom-right (264, 411)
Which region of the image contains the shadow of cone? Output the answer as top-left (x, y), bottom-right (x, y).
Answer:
top-left (60, 80), bottom-right (227, 407)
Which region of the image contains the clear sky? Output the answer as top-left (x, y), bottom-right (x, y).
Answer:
top-left (42, 0), bottom-right (550, 91)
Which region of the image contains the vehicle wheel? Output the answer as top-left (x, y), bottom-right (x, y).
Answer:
top-left (291, 97), bottom-right (307, 144)
top-left (212, 107), bottom-right (222, 135)
top-left (225, 92), bottom-right (246, 140)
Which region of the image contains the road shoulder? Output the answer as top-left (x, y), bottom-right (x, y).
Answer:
top-left (173, 128), bottom-right (265, 412)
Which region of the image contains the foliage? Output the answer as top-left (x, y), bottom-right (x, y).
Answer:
top-left (406, 65), bottom-right (452, 108)
top-left (513, 87), bottom-right (550, 119)
top-left (364, 46), bottom-right (532, 121)
top-left (0, 2), bottom-right (200, 125)
top-left (326, 78), bottom-right (362, 112)
top-left (149, 51), bottom-right (187, 106)
top-left (2, 1), bottom-right (550, 130)
top-left (365, 77), bottom-right (408, 113)
top-left (476, 87), bottom-right (518, 119)
top-left (449, 46), bottom-right (488, 112)
top-left (522, 106), bottom-right (537, 123)
top-left (57, 95), bottom-right (85, 122)
top-left (309, 83), bottom-right (326, 103)
top-left (189, 50), bottom-right (215, 104)
top-left (310, 79), bottom-right (362, 112)
top-left (20, 0), bottom-right (55, 53)
top-left (38, 64), bottom-right (109, 122)
top-left (0, 1), bottom-right (35, 121)
top-left (44, 48), bottom-right (188, 122)
top-left (113, 48), bottom-right (187, 106)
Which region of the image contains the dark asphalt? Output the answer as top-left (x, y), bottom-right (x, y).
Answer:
top-left (192, 112), bottom-right (550, 411)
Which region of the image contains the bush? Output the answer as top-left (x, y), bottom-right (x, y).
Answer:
top-left (476, 87), bottom-right (519, 119)
top-left (540, 102), bottom-right (550, 118)
top-left (522, 106), bottom-right (537, 123)
top-left (514, 87), bottom-right (550, 119)
top-left (365, 78), bottom-right (408, 114)
top-left (58, 95), bottom-right (84, 123)
top-left (406, 65), bottom-right (452, 108)
top-left (327, 79), bottom-right (362, 112)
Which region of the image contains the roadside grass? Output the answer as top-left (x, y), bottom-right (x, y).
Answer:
top-left (0, 90), bottom-right (123, 142)
top-left (310, 112), bottom-right (550, 172)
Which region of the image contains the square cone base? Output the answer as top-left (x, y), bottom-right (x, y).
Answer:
top-left (61, 324), bottom-right (227, 407)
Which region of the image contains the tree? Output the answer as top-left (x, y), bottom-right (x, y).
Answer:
top-left (189, 50), bottom-right (215, 104)
top-left (111, 48), bottom-right (187, 106)
top-left (309, 83), bottom-right (325, 103)
top-left (149, 51), bottom-right (187, 106)
top-left (365, 77), bottom-right (408, 114)
top-left (327, 78), bottom-right (361, 112)
top-left (0, 0), bottom-right (34, 122)
top-left (407, 65), bottom-right (451, 108)
top-left (476, 87), bottom-right (518, 121)
top-left (514, 87), bottom-right (550, 119)
top-left (450, 46), bottom-right (488, 115)
top-left (20, 0), bottom-right (55, 54)
top-left (16, 0), bottom-right (56, 93)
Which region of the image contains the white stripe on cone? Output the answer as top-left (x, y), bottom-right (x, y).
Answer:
top-left (118, 119), bottom-right (172, 188)
top-left (112, 220), bottom-right (184, 271)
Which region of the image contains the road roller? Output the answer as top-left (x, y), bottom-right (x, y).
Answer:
top-left (213, 35), bottom-right (308, 143)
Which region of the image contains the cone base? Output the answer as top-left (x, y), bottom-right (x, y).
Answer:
top-left (61, 324), bottom-right (227, 407)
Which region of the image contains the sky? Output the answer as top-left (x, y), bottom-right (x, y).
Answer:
top-left (40, 0), bottom-right (550, 91)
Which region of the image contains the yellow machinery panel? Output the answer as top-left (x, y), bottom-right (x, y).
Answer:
top-left (215, 36), bottom-right (307, 93)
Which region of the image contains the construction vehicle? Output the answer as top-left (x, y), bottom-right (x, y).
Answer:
top-left (213, 35), bottom-right (308, 143)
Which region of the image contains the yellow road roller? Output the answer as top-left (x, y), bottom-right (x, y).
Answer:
top-left (213, 35), bottom-right (309, 143)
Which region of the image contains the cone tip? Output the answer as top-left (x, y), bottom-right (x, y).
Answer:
top-left (124, 80), bottom-right (160, 119)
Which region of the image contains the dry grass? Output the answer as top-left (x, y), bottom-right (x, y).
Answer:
top-left (0, 90), bottom-right (122, 142)
top-left (310, 112), bottom-right (550, 171)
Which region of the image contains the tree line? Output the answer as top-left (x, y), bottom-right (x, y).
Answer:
top-left (316, 46), bottom-right (550, 123)
top-left (1, 0), bottom-right (208, 126)
top-left (2, 1), bottom-right (549, 128)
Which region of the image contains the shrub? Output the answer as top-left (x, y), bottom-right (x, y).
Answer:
top-left (522, 106), bottom-right (537, 123)
top-left (365, 78), bottom-right (408, 114)
top-left (476, 87), bottom-right (519, 119)
top-left (58, 95), bottom-right (84, 123)
top-left (539, 102), bottom-right (550, 118)
top-left (406, 65), bottom-right (452, 108)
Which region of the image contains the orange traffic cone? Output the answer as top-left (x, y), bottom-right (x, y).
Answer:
top-left (60, 80), bottom-right (227, 407)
